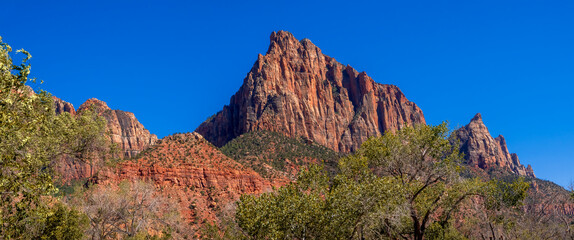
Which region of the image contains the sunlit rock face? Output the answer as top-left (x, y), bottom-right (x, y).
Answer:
top-left (52, 97), bottom-right (159, 181)
top-left (452, 113), bottom-right (535, 177)
top-left (78, 98), bottom-right (158, 158)
top-left (197, 31), bottom-right (425, 152)
top-left (95, 132), bottom-right (280, 224)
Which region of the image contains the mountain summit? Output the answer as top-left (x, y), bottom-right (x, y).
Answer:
top-left (196, 31), bottom-right (425, 152)
top-left (452, 113), bottom-right (535, 177)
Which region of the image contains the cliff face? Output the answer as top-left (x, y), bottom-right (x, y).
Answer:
top-left (196, 31), bottom-right (425, 152)
top-left (452, 113), bottom-right (535, 177)
top-left (53, 96), bottom-right (76, 115)
top-left (78, 98), bottom-right (158, 158)
top-left (96, 132), bottom-right (278, 224)
top-left (52, 97), bottom-right (159, 181)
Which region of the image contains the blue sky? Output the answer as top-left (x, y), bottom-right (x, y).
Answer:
top-left (2, 0), bottom-right (573, 187)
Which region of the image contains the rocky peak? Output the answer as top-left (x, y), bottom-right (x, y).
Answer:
top-left (452, 113), bottom-right (535, 177)
top-left (77, 98), bottom-right (158, 158)
top-left (196, 31), bottom-right (425, 152)
top-left (267, 31), bottom-right (315, 54)
top-left (53, 96), bottom-right (76, 115)
top-left (78, 98), bottom-right (110, 113)
top-left (471, 112), bottom-right (482, 122)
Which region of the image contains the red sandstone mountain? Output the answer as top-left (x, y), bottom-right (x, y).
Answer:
top-left (196, 31), bottom-right (425, 152)
top-left (52, 95), bottom-right (279, 226)
top-left (452, 113), bottom-right (535, 177)
top-left (54, 97), bottom-right (158, 158)
top-left (52, 97), bottom-right (158, 181)
top-left (53, 96), bottom-right (76, 115)
top-left (78, 98), bottom-right (158, 158)
top-left (96, 132), bottom-right (279, 225)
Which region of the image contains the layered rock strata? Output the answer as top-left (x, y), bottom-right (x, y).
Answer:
top-left (78, 98), bottom-right (158, 158)
top-left (97, 132), bottom-right (278, 223)
top-left (52, 97), bottom-right (158, 181)
top-left (197, 31), bottom-right (425, 152)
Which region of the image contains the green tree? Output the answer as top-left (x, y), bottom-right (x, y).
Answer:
top-left (0, 36), bottom-right (63, 237)
top-left (0, 37), bottom-right (108, 238)
top-left (234, 123), bottom-right (526, 240)
top-left (340, 123), bottom-right (483, 240)
top-left (40, 203), bottom-right (88, 240)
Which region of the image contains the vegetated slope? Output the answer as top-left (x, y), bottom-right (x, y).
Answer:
top-left (220, 130), bottom-right (343, 180)
top-left (96, 132), bottom-right (278, 227)
top-left (197, 30), bottom-right (425, 152)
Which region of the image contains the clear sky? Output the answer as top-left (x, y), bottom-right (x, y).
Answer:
top-left (2, 0), bottom-right (572, 187)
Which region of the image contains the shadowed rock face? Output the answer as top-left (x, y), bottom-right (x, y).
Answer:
top-left (196, 31), bottom-right (425, 152)
top-left (78, 98), bottom-right (158, 158)
top-left (452, 113), bottom-right (535, 177)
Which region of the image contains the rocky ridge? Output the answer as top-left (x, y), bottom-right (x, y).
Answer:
top-left (53, 97), bottom-right (158, 158)
top-left (96, 132), bottom-right (279, 224)
top-left (452, 113), bottom-right (535, 177)
top-left (196, 31), bottom-right (425, 152)
top-left (77, 98), bottom-right (158, 158)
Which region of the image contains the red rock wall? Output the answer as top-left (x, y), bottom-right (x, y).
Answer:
top-left (78, 98), bottom-right (158, 158)
top-left (197, 31), bottom-right (425, 152)
top-left (53, 96), bottom-right (76, 115)
top-left (96, 132), bottom-right (279, 224)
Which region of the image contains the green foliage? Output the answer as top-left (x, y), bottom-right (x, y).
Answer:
top-left (233, 124), bottom-right (529, 239)
top-left (341, 123), bottom-right (484, 239)
top-left (220, 130), bottom-right (342, 178)
top-left (484, 177), bottom-right (529, 212)
top-left (0, 37), bottom-right (108, 238)
top-left (0, 37), bottom-right (61, 237)
top-left (40, 203), bottom-right (88, 240)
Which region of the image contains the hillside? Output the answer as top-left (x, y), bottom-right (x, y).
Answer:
top-left (220, 130), bottom-right (342, 180)
top-left (95, 132), bottom-right (279, 227)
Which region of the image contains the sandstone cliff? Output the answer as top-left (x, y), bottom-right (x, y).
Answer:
top-left (452, 113), bottom-right (535, 177)
top-left (78, 98), bottom-right (158, 158)
top-left (53, 96), bottom-right (76, 115)
top-left (196, 31), bottom-right (425, 152)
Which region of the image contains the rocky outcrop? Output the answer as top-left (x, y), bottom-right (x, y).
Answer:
top-left (78, 98), bottom-right (158, 158)
top-left (197, 31), bottom-right (425, 152)
top-left (53, 96), bottom-right (76, 115)
top-left (452, 113), bottom-right (535, 177)
top-left (96, 132), bottom-right (278, 224)
top-left (52, 97), bottom-right (158, 181)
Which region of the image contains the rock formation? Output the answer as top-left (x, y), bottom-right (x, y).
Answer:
top-left (52, 97), bottom-right (159, 181)
top-left (196, 31), bottom-right (425, 152)
top-left (52, 96), bottom-right (157, 158)
top-left (452, 113), bottom-right (535, 177)
top-left (96, 132), bottom-right (279, 224)
top-left (53, 96), bottom-right (76, 115)
top-left (78, 98), bottom-right (158, 158)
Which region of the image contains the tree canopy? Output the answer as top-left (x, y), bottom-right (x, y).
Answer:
top-left (233, 123), bottom-right (529, 240)
top-left (0, 36), bottom-right (107, 239)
